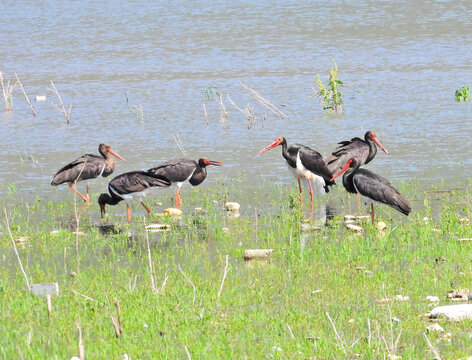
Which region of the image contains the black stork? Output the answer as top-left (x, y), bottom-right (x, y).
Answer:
top-left (98, 171), bottom-right (171, 221)
top-left (324, 131), bottom-right (389, 175)
top-left (51, 143), bottom-right (126, 202)
top-left (258, 137), bottom-right (335, 218)
top-left (147, 158), bottom-right (223, 209)
top-left (330, 158), bottom-right (411, 224)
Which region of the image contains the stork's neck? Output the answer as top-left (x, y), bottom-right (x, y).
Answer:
top-left (103, 154), bottom-right (116, 177)
top-left (365, 136), bottom-right (378, 163)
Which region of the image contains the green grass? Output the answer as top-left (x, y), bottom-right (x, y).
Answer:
top-left (1, 180), bottom-right (472, 359)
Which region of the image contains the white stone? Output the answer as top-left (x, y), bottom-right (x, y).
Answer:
top-left (426, 323), bottom-right (445, 333)
top-left (346, 223), bottom-right (363, 233)
top-left (425, 295), bottom-right (440, 303)
top-left (225, 202), bottom-right (240, 211)
top-left (164, 208), bottom-right (182, 216)
top-left (430, 304), bottom-right (472, 321)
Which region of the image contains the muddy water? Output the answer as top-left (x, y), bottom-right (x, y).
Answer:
top-left (1, 1), bottom-right (471, 200)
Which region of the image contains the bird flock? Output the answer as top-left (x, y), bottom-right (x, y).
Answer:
top-left (51, 131), bottom-right (411, 223)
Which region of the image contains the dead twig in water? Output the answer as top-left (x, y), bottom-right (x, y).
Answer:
top-left (178, 265), bottom-right (196, 305)
top-left (240, 82), bottom-right (288, 118)
top-left (77, 319), bottom-right (85, 360)
top-left (15, 73), bottom-right (36, 116)
top-left (202, 102), bottom-right (209, 126)
top-left (216, 91), bottom-right (230, 129)
top-left (4, 208), bottom-right (31, 290)
top-left (172, 133), bottom-right (187, 156)
top-left (227, 94), bottom-right (257, 129)
top-left (0, 72), bottom-right (17, 111)
top-left (217, 255), bottom-right (229, 301)
top-left (49, 80), bottom-right (71, 124)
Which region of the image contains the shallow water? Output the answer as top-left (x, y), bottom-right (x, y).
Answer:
top-left (1, 0), bottom-right (472, 200)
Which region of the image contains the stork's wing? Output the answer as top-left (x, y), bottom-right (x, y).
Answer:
top-left (324, 137), bottom-right (370, 174)
top-left (353, 169), bottom-right (411, 215)
top-left (299, 147), bottom-right (335, 190)
top-left (147, 158), bottom-right (197, 182)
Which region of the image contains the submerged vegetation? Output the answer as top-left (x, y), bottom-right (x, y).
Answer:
top-left (311, 59), bottom-right (344, 113)
top-left (455, 85), bottom-right (470, 102)
top-left (1, 179), bottom-right (472, 358)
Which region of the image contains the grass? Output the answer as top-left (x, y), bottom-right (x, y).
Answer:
top-left (1, 179), bottom-right (472, 359)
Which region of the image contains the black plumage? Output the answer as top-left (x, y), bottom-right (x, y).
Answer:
top-left (98, 171), bottom-right (171, 221)
top-left (331, 158), bottom-right (411, 224)
top-left (51, 143), bottom-right (125, 202)
top-left (325, 131), bottom-right (389, 175)
top-left (147, 158), bottom-right (223, 209)
top-left (259, 136), bottom-right (334, 218)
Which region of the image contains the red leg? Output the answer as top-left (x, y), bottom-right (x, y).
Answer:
top-left (141, 202), bottom-right (151, 214)
top-left (85, 185), bottom-right (90, 202)
top-left (371, 203), bottom-right (375, 225)
top-left (175, 188), bottom-right (182, 209)
top-left (298, 177), bottom-right (303, 207)
top-left (127, 203), bottom-right (131, 222)
top-left (307, 179), bottom-right (314, 218)
top-left (69, 183), bottom-right (88, 202)
top-left (356, 193), bottom-right (360, 214)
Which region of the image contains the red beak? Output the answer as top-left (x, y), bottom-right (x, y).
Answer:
top-left (330, 160), bottom-right (352, 182)
top-left (371, 134), bottom-right (389, 155)
top-left (108, 148), bottom-right (126, 161)
top-left (259, 139), bottom-right (282, 154)
top-left (206, 159), bottom-right (223, 166)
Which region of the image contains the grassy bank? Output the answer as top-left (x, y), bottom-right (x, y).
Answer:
top-left (1, 180), bottom-right (472, 359)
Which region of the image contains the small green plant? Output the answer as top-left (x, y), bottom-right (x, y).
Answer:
top-left (310, 59), bottom-right (344, 113)
top-left (455, 85), bottom-right (470, 102)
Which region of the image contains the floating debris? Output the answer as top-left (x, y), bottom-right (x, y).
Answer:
top-left (447, 288), bottom-right (469, 301)
top-left (344, 215), bottom-right (355, 221)
top-left (426, 323), bottom-right (445, 333)
top-left (225, 202), bottom-right (240, 212)
top-left (244, 249), bottom-right (273, 261)
top-left (35, 95), bottom-right (46, 102)
top-left (301, 223), bottom-right (322, 232)
top-left (164, 208), bottom-right (182, 216)
top-left (346, 223), bottom-right (363, 233)
top-left (145, 224), bottom-right (171, 232)
top-left (15, 236), bottom-right (29, 244)
top-left (376, 221), bottom-right (387, 231)
top-left (425, 295), bottom-right (440, 303)
top-left (394, 294), bottom-right (409, 302)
